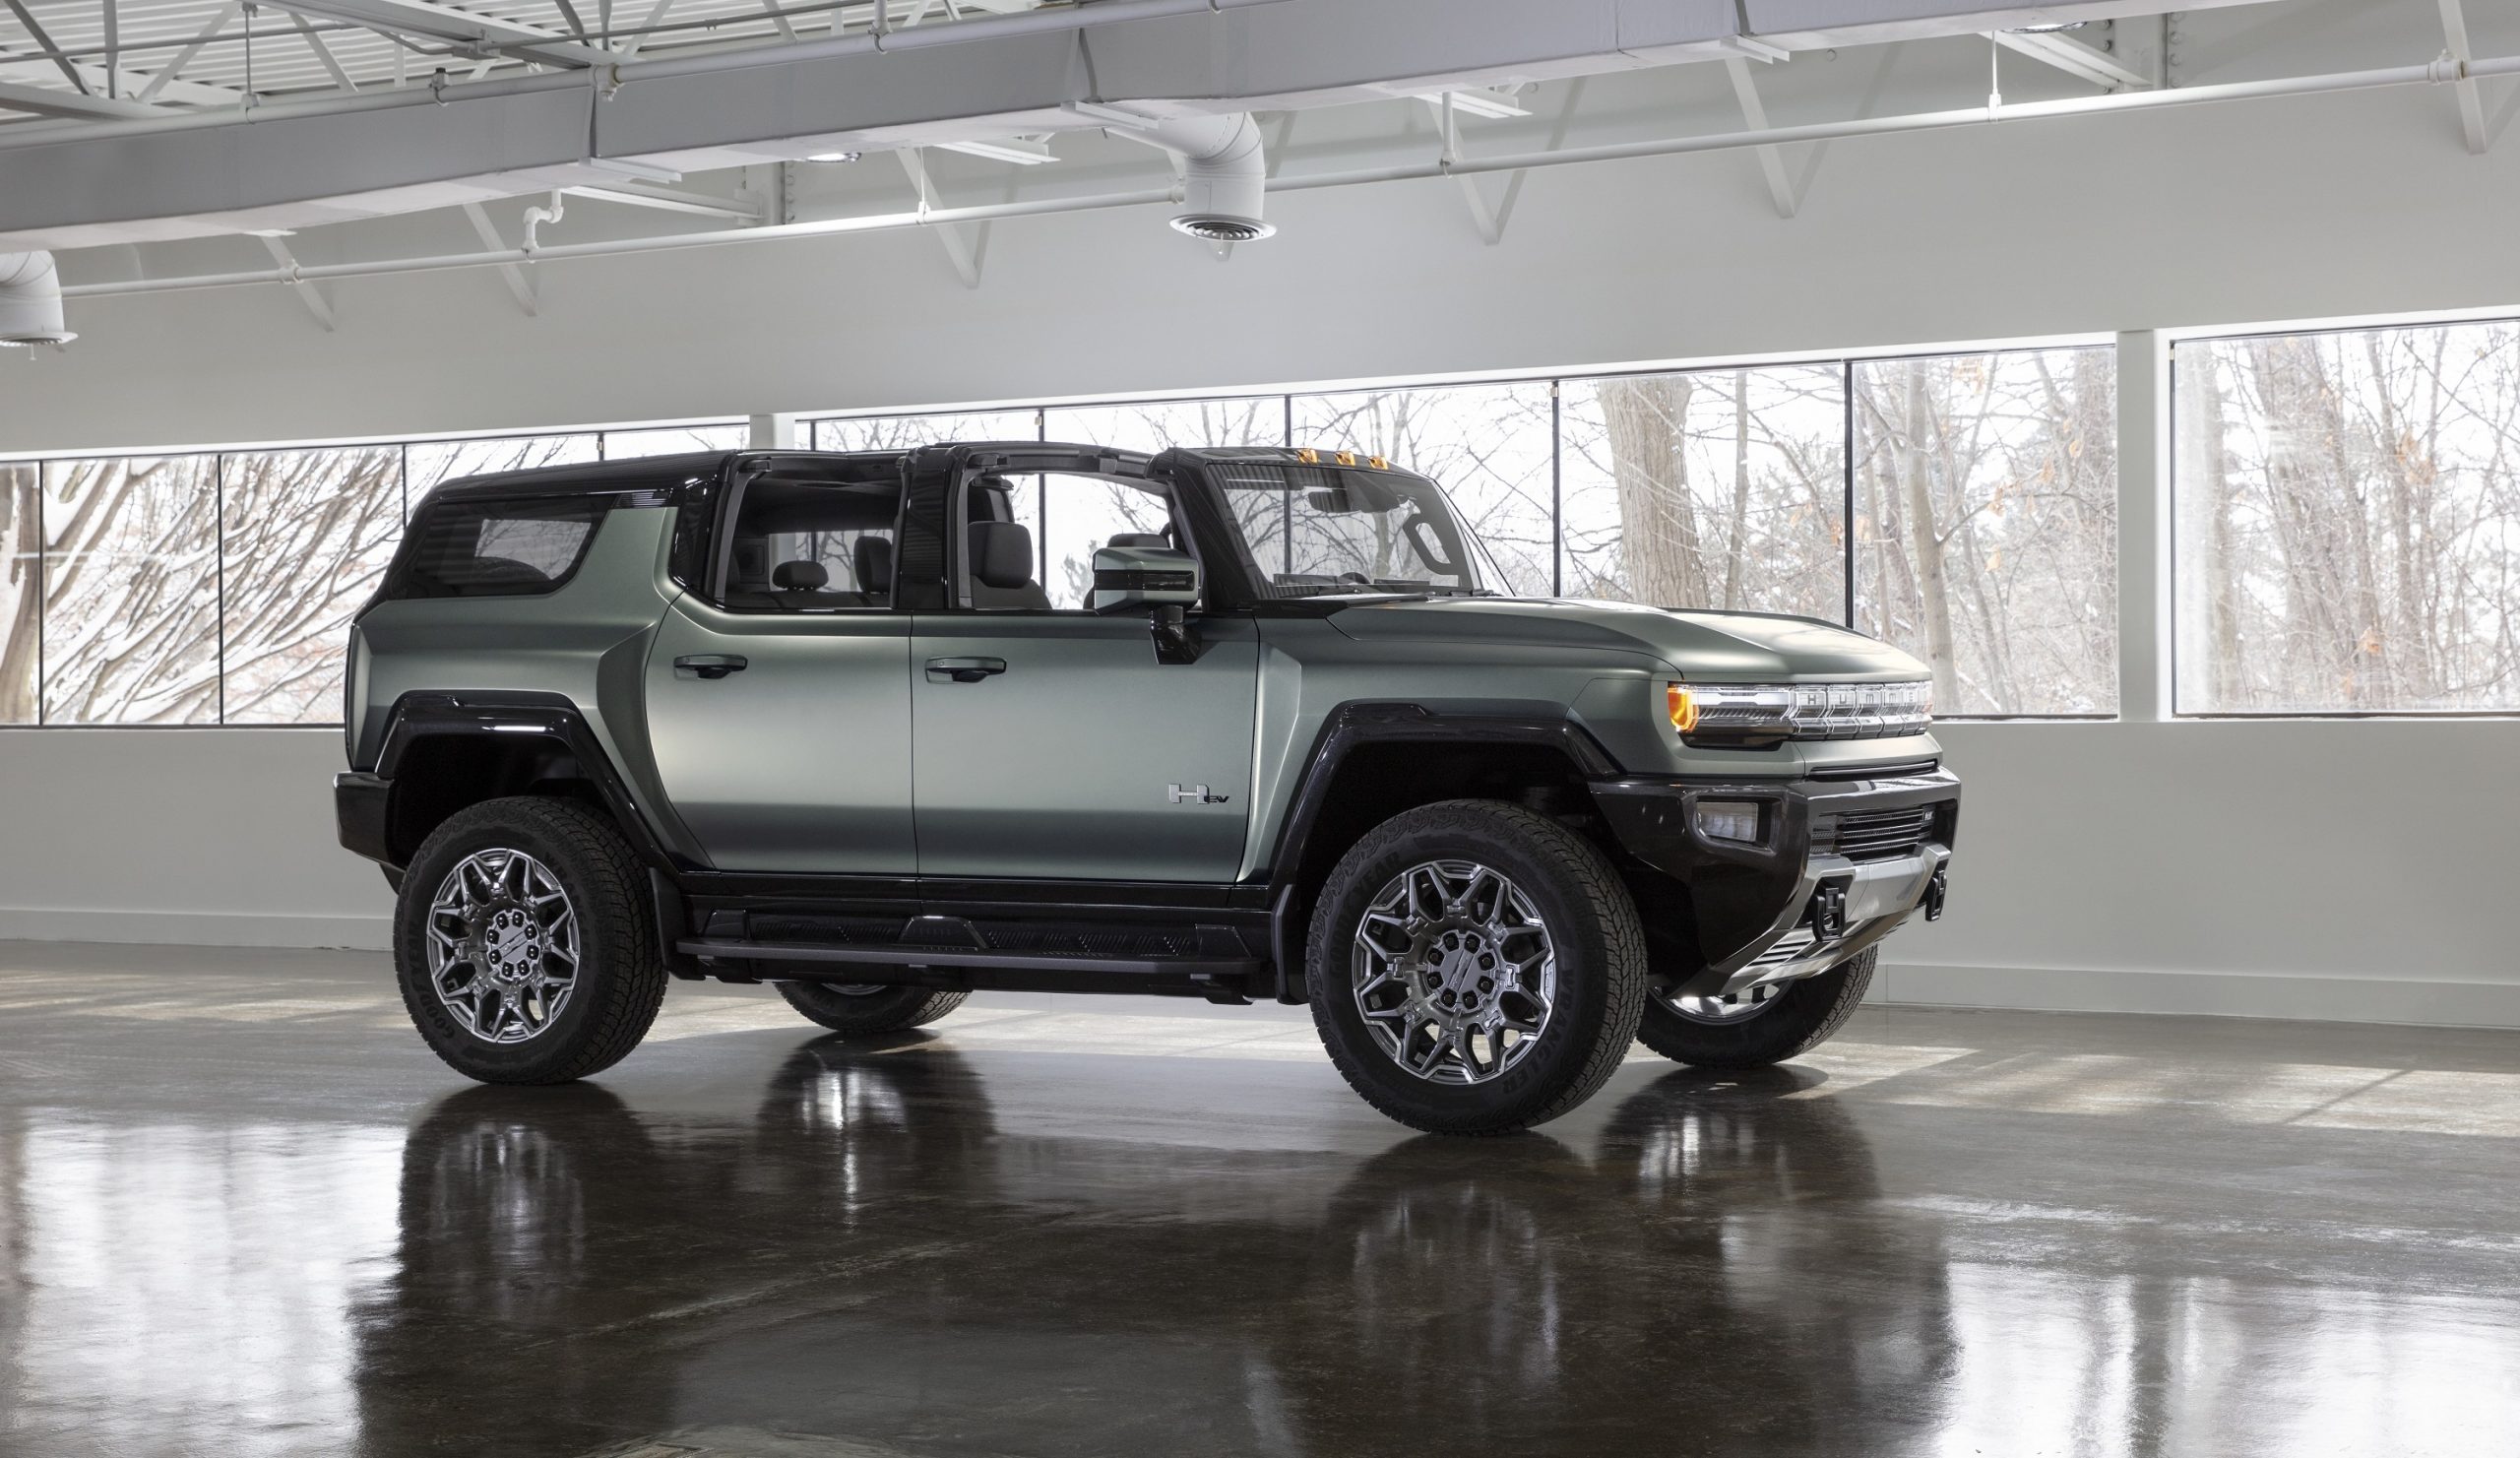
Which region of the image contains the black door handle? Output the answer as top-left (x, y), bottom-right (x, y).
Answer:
top-left (674, 654), bottom-right (748, 680)
top-left (925, 656), bottom-right (1008, 684)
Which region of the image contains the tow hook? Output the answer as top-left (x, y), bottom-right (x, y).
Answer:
top-left (1813, 881), bottom-right (1850, 941)
top-left (1924, 867), bottom-right (1949, 922)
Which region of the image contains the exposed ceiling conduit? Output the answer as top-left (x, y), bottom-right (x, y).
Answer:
top-left (1105, 112), bottom-right (1274, 242)
top-left (0, 250), bottom-right (71, 344)
top-left (58, 48), bottom-right (2520, 304)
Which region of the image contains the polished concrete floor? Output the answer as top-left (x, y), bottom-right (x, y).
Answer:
top-left (0, 944), bottom-right (2515, 1457)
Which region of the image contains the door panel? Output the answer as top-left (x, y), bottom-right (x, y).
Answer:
top-left (911, 613), bottom-right (1258, 881)
top-left (645, 599), bottom-right (914, 873)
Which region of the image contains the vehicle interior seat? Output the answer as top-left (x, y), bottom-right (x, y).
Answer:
top-left (770, 558), bottom-right (865, 610)
top-left (967, 521), bottom-right (1052, 610)
top-left (853, 535), bottom-right (893, 604)
top-left (1106, 531), bottom-right (1172, 549)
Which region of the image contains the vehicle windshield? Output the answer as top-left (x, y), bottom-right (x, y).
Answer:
top-left (1208, 459), bottom-right (1501, 599)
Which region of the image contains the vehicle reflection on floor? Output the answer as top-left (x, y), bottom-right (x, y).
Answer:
top-left (5, 953), bottom-right (2516, 1458)
top-left (353, 1037), bottom-right (1959, 1456)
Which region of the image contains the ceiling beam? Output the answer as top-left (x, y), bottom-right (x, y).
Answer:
top-left (0, 0), bottom-right (90, 93)
top-left (0, 73), bottom-right (159, 116)
top-left (255, 0), bottom-right (608, 66)
top-left (1723, 56), bottom-right (1796, 218)
top-left (896, 146), bottom-right (981, 287)
top-left (258, 233), bottom-right (336, 329)
top-left (135, 1), bottom-right (243, 101)
top-left (2436, 0), bottom-right (2489, 154)
top-left (460, 199), bottom-right (537, 314)
top-left (291, 15), bottom-right (361, 92)
top-left (1991, 28), bottom-right (2151, 91)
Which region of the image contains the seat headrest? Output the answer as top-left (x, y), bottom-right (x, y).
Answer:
top-left (968, 521), bottom-right (1036, 592)
top-left (771, 559), bottom-right (830, 592)
top-left (1106, 532), bottom-right (1171, 549)
top-left (853, 535), bottom-right (894, 598)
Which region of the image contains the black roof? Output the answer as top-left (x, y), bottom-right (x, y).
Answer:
top-left (421, 440), bottom-right (1411, 505)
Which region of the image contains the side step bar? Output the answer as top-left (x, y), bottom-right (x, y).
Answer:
top-left (674, 938), bottom-right (1261, 979)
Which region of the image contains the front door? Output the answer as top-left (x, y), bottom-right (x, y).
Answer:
top-left (910, 464), bottom-right (1258, 883)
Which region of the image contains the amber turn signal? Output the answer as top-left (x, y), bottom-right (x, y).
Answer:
top-left (1666, 682), bottom-right (1698, 734)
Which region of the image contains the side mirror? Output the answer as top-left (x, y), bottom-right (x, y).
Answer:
top-left (1091, 543), bottom-right (1204, 665)
top-left (1090, 543), bottom-right (1201, 615)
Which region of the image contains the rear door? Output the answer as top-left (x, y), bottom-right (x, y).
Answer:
top-left (643, 458), bottom-right (915, 874)
top-left (906, 450), bottom-right (1259, 883)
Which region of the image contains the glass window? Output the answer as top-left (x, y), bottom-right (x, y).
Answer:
top-left (718, 475), bottom-right (903, 610)
top-left (1, 463), bottom-right (34, 724)
top-left (390, 495), bottom-right (609, 600)
top-left (1032, 473), bottom-right (1177, 611)
top-left (220, 447), bottom-right (406, 725)
top-left (1211, 460), bottom-right (1494, 599)
top-left (602, 423), bottom-right (746, 459)
top-left (1041, 399), bottom-right (1284, 454)
top-left (1854, 349), bottom-right (2117, 717)
top-left (40, 456), bottom-right (222, 725)
top-left (811, 412), bottom-right (1040, 452)
top-left (405, 434), bottom-right (601, 499)
top-left (1293, 385), bottom-right (1554, 596)
top-left (1560, 365), bottom-right (1847, 618)
top-left (2174, 321), bottom-right (2520, 715)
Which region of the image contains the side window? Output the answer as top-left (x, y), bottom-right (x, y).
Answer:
top-left (392, 495), bottom-right (608, 599)
top-left (716, 475), bottom-right (902, 611)
top-left (961, 472), bottom-right (1177, 611)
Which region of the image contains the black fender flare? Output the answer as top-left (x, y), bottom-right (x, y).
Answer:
top-left (1258, 701), bottom-right (1622, 1002)
top-left (358, 690), bottom-right (691, 875)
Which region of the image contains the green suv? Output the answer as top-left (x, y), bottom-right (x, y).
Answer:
top-left (336, 443), bottom-right (1958, 1134)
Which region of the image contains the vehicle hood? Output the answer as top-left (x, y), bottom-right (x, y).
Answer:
top-left (1323, 596), bottom-right (1928, 679)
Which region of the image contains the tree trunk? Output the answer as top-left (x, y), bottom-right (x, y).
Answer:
top-left (1897, 362), bottom-right (1961, 699)
top-left (1598, 375), bottom-right (1704, 607)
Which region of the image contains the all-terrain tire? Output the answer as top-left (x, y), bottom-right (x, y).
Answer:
top-left (394, 795), bottom-right (668, 1084)
top-left (1306, 799), bottom-right (1647, 1136)
top-left (1635, 947), bottom-right (1876, 1069)
top-left (777, 982), bottom-right (969, 1035)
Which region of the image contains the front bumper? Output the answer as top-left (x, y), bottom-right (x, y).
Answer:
top-left (1591, 766), bottom-right (1959, 999)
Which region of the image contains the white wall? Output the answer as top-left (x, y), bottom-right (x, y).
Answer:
top-left (0, 730), bottom-right (393, 948)
top-left (4, 23), bottom-right (2520, 1025)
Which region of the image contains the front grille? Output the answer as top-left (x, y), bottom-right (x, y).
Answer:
top-left (1815, 805), bottom-right (1939, 862)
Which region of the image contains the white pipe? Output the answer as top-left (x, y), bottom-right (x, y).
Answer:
top-left (1105, 112), bottom-right (1273, 241)
top-left (60, 51), bottom-right (2520, 302)
top-left (0, 251), bottom-right (72, 344)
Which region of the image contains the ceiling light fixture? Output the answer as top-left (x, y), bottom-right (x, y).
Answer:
top-left (806, 150), bottom-right (863, 163)
top-left (934, 137), bottom-right (1057, 165)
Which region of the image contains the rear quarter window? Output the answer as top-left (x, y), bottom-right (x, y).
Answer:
top-left (390, 496), bottom-right (610, 599)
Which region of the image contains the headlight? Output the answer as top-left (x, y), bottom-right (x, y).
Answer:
top-left (1666, 679), bottom-right (1933, 746)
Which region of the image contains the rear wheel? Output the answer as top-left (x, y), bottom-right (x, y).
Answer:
top-left (1635, 948), bottom-right (1876, 1069)
top-left (1307, 799), bottom-right (1646, 1136)
top-left (777, 981), bottom-right (969, 1035)
top-left (395, 796), bottom-right (668, 1085)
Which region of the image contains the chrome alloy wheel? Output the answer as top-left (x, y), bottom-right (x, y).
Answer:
top-left (1662, 983), bottom-right (1787, 1025)
top-left (424, 849), bottom-right (582, 1045)
top-left (1352, 859), bottom-right (1558, 1085)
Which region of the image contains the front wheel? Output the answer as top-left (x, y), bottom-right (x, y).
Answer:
top-left (1635, 948), bottom-right (1876, 1069)
top-left (394, 796), bottom-right (668, 1085)
top-left (1306, 800), bottom-right (1647, 1136)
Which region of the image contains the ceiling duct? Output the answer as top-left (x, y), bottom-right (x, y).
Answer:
top-left (0, 251), bottom-right (71, 345)
top-left (1108, 112), bottom-right (1273, 242)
